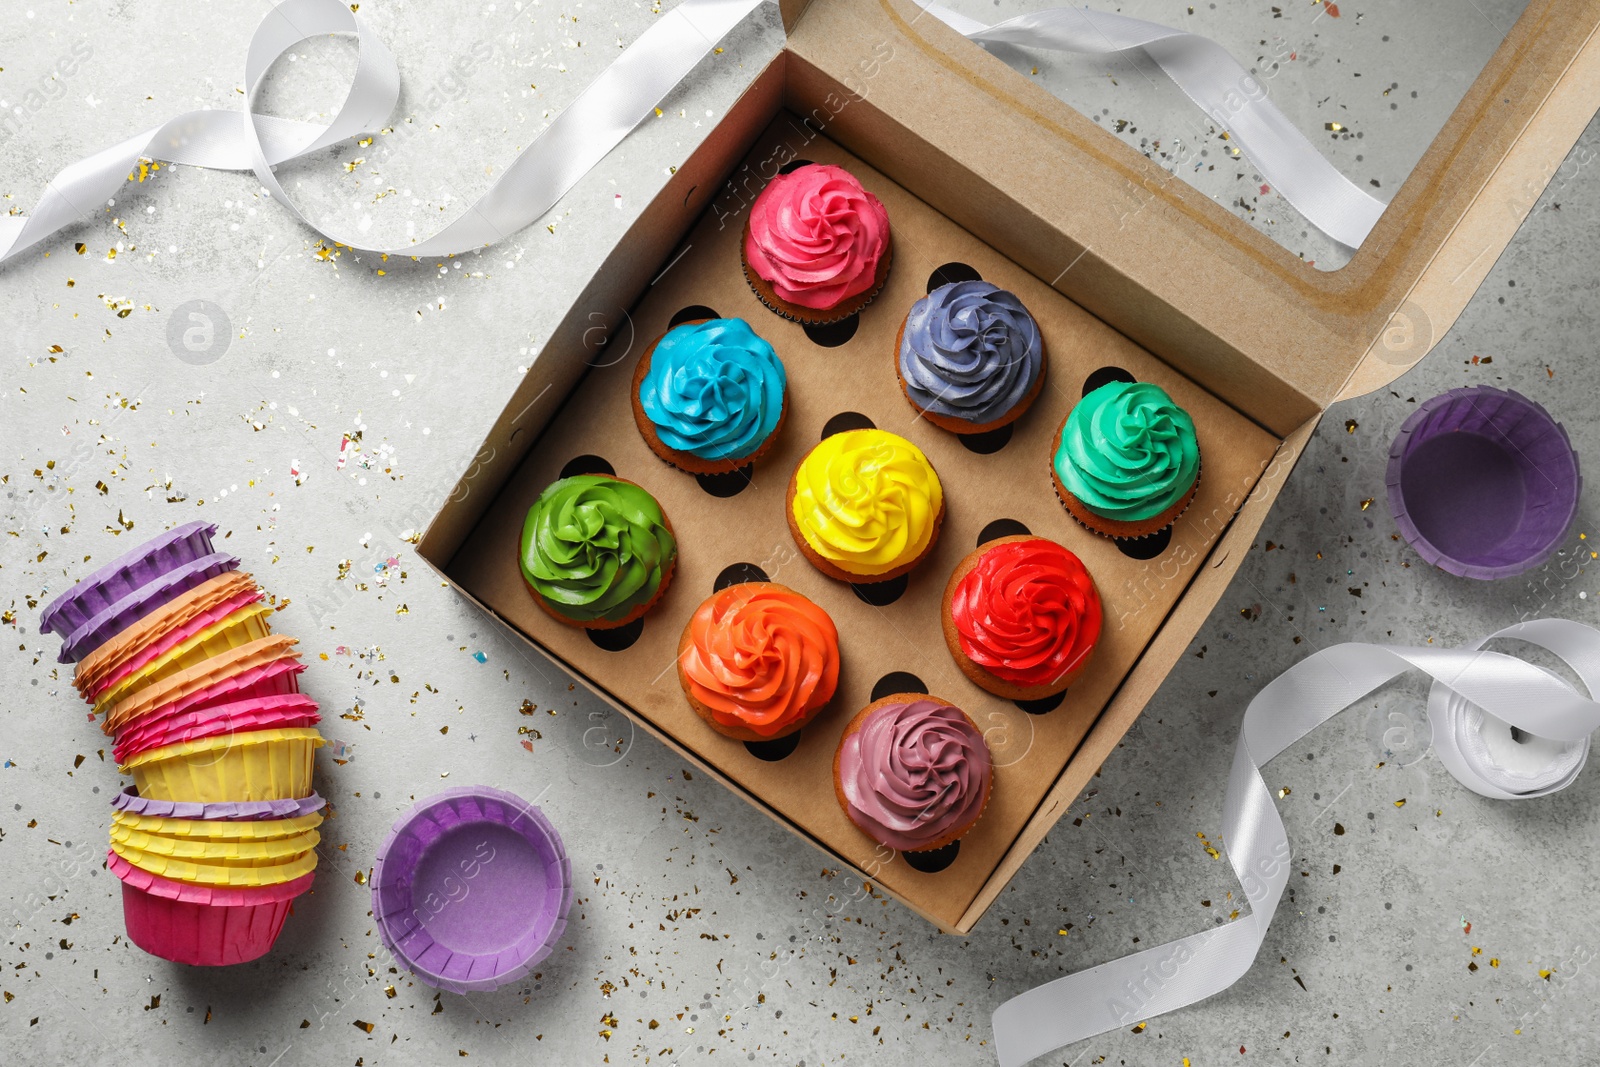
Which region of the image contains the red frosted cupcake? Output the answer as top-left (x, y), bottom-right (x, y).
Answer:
top-left (741, 162), bottom-right (892, 325)
top-left (941, 535), bottom-right (1102, 701)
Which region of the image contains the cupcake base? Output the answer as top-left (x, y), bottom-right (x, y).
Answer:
top-left (741, 220), bottom-right (893, 326)
top-left (1050, 415), bottom-right (1201, 539)
top-left (522, 481), bottom-right (676, 630)
top-left (894, 318), bottom-right (1048, 436)
top-left (784, 471), bottom-right (945, 585)
top-left (675, 581), bottom-right (831, 743)
top-left (630, 321), bottom-right (788, 475)
top-left (940, 535), bottom-right (1094, 701)
top-left (832, 694), bottom-right (992, 854)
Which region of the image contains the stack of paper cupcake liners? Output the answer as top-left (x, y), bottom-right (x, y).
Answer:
top-left (40, 521), bottom-right (326, 966)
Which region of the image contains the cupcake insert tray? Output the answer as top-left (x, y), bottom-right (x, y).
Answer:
top-left (445, 121), bottom-right (1278, 930)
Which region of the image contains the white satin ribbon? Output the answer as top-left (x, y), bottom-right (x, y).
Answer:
top-left (918, 2), bottom-right (1388, 248)
top-left (0, 0), bottom-right (770, 265)
top-left (993, 618), bottom-right (1600, 1066)
top-left (3, 0), bottom-right (1390, 264)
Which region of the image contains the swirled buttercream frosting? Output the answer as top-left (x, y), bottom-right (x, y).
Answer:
top-left (680, 583), bottom-right (839, 738)
top-left (641, 318), bottom-right (786, 461)
top-left (838, 699), bottom-right (991, 851)
top-left (791, 429), bottom-right (942, 577)
top-left (952, 538), bottom-right (1101, 688)
top-left (1053, 381), bottom-right (1200, 522)
top-left (744, 163), bottom-right (889, 311)
top-left (519, 475), bottom-right (676, 624)
top-left (900, 280), bottom-right (1042, 425)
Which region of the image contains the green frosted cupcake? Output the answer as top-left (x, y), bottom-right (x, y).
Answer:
top-left (1051, 380), bottom-right (1200, 539)
top-left (519, 474), bottom-right (677, 628)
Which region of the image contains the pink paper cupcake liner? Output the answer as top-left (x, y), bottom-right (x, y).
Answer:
top-left (111, 786), bottom-right (325, 822)
top-left (106, 659), bottom-right (305, 745)
top-left (86, 589), bottom-right (265, 704)
top-left (41, 521), bottom-right (218, 641)
top-left (372, 786), bottom-right (574, 993)
top-left (113, 694), bottom-right (321, 764)
top-left (109, 850), bottom-right (314, 966)
top-left (55, 551), bottom-right (242, 663)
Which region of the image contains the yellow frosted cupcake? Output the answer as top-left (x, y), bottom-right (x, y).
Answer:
top-left (786, 429), bottom-right (944, 583)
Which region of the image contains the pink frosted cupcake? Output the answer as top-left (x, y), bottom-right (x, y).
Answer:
top-left (832, 693), bottom-right (992, 853)
top-left (741, 163), bottom-right (892, 325)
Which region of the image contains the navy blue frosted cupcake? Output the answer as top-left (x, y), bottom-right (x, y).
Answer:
top-left (632, 317), bottom-right (788, 474)
top-left (896, 280), bottom-right (1046, 434)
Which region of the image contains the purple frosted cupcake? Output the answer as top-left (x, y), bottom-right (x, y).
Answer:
top-left (896, 280), bottom-right (1046, 434)
top-left (832, 693), bottom-right (993, 853)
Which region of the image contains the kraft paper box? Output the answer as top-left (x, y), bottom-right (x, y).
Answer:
top-left (418, 0), bottom-right (1600, 931)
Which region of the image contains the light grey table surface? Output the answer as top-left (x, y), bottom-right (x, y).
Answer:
top-left (4, 2), bottom-right (1598, 1065)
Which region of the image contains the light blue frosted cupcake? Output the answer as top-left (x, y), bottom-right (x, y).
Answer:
top-left (633, 317), bottom-right (788, 474)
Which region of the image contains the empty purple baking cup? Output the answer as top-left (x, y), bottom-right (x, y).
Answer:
top-left (371, 785), bottom-right (574, 994)
top-left (1386, 386), bottom-right (1581, 580)
top-left (40, 521), bottom-right (218, 639)
top-left (54, 551), bottom-right (241, 663)
top-left (112, 785), bottom-right (326, 822)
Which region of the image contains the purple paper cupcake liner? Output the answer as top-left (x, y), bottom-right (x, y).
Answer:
top-left (1386, 386), bottom-right (1581, 580)
top-left (41, 521), bottom-right (218, 639)
top-left (56, 551), bottom-right (241, 663)
top-left (112, 785), bottom-right (326, 822)
top-left (372, 785), bottom-right (574, 994)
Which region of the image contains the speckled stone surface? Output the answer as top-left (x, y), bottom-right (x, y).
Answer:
top-left (4, 2), bottom-right (1598, 1065)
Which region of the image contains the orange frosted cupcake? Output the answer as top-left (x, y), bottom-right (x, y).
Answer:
top-left (677, 583), bottom-right (840, 741)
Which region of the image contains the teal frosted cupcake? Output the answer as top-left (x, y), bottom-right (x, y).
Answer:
top-left (1051, 380), bottom-right (1200, 539)
top-left (519, 475), bottom-right (677, 629)
top-left (632, 317), bottom-right (787, 474)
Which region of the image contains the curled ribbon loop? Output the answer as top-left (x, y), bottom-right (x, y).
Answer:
top-left (993, 619), bottom-right (1600, 1066)
top-left (0, 0), bottom-right (771, 265)
top-left (3, 0), bottom-right (1391, 265)
top-left (918, 2), bottom-right (1388, 249)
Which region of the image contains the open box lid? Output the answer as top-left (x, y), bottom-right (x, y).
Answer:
top-left (780, 0), bottom-right (1600, 435)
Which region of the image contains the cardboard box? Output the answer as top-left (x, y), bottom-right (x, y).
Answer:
top-left (418, 0), bottom-right (1600, 931)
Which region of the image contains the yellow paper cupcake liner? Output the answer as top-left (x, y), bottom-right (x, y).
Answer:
top-left (109, 823), bottom-right (320, 864)
top-left (110, 808), bottom-right (323, 840)
top-left (110, 836), bottom-right (319, 888)
top-left (119, 727), bottom-right (323, 803)
top-left (93, 602), bottom-right (275, 714)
